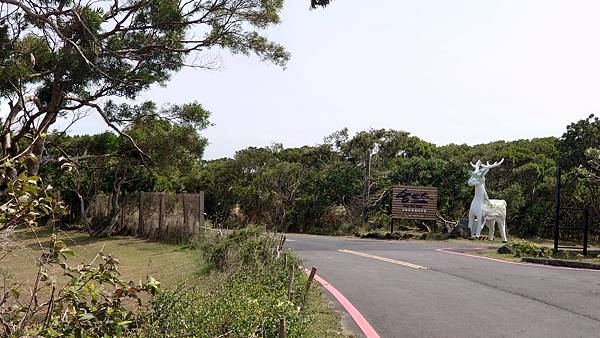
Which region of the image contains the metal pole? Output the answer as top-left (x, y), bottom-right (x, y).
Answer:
top-left (364, 149), bottom-right (372, 221)
top-left (554, 167), bottom-right (561, 252)
top-left (583, 208), bottom-right (589, 256)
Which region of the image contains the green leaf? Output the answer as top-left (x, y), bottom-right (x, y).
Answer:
top-left (79, 312), bottom-right (96, 321)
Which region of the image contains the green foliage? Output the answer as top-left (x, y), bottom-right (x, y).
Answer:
top-left (1, 0), bottom-right (291, 178)
top-left (311, 0), bottom-right (334, 8)
top-left (201, 224), bottom-right (290, 272)
top-left (144, 275), bottom-right (310, 337)
top-left (1, 234), bottom-right (158, 337)
top-left (196, 127), bottom-right (572, 238)
top-left (577, 148), bottom-right (600, 218)
top-left (511, 240), bottom-right (553, 258)
top-left (44, 254), bottom-right (160, 337)
top-left (559, 114), bottom-right (600, 170)
top-left (139, 226), bottom-right (318, 337)
top-left (0, 157), bottom-right (66, 231)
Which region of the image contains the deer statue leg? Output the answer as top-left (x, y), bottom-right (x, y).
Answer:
top-left (499, 216), bottom-right (507, 243)
top-left (468, 212), bottom-right (476, 237)
top-left (486, 218), bottom-right (495, 240)
top-left (475, 212), bottom-right (484, 238)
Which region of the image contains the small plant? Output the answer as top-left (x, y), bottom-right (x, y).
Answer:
top-left (0, 235), bottom-right (159, 337)
top-left (140, 225), bottom-right (320, 337)
top-left (512, 240), bottom-right (552, 258)
top-left (574, 253), bottom-right (585, 260)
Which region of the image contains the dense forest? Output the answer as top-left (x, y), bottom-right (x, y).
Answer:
top-left (43, 113), bottom-right (600, 240)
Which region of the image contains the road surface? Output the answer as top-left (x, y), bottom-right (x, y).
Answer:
top-left (286, 234), bottom-right (600, 338)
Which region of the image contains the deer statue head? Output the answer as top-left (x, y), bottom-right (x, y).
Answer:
top-left (468, 158), bottom-right (504, 187)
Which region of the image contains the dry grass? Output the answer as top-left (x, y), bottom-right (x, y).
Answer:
top-left (1, 228), bottom-right (349, 337)
top-left (1, 227), bottom-right (201, 288)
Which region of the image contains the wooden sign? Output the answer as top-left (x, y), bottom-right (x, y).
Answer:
top-left (392, 185), bottom-right (438, 221)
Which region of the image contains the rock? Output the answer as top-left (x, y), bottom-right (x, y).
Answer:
top-left (497, 244), bottom-right (514, 255)
top-left (420, 233), bottom-right (428, 240)
top-left (417, 222), bottom-right (431, 233)
top-left (450, 223), bottom-right (471, 239)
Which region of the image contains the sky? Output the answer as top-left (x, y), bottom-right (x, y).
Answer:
top-left (66, 0), bottom-right (600, 159)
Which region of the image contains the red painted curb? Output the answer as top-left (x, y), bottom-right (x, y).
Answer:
top-left (302, 267), bottom-right (381, 338)
top-left (436, 248), bottom-right (600, 273)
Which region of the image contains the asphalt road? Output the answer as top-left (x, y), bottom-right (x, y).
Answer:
top-left (285, 234), bottom-right (600, 338)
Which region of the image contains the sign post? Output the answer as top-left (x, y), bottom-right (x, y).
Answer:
top-left (392, 185), bottom-right (438, 232)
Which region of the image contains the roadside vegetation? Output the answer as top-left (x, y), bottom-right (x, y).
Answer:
top-left (1, 221), bottom-right (344, 336)
top-left (193, 116), bottom-right (599, 240)
top-left (468, 238), bottom-right (600, 268)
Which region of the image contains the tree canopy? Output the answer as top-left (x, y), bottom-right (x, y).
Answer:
top-left (0, 0), bottom-right (289, 174)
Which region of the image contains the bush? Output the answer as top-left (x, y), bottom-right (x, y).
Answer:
top-left (141, 274), bottom-right (314, 337)
top-left (139, 225), bottom-right (321, 337)
top-left (201, 224), bottom-right (296, 273)
top-left (1, 234), bottom-right (158, 337)
top-left (512, 240), bottom-right (553, 258)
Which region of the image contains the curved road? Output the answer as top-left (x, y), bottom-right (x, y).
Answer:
top-left (286, 234), bottom-right (600, 338)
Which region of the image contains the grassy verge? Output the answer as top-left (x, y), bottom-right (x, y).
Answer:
top-left (137, 225), bottom-right (347, 337)
top-left (2, 227), bottom-right (201, 288)
top-left (475, 239), bottom-right (600, 266)
top-left (1, 227), bottom-right (346, 337)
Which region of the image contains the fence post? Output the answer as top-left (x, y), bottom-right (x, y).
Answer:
top-left (554, 167), bottom-right (561, 253)
top-left (279, 318), bottom-right (286, 338)
top-left (302, 267), bottom-right (317, 310)
top-left (199, 191), bottom-right (205, 238)
top-left (183, 194), bottom-right (190, 235)
top-left (159, 192), bottom-right (165, 237)
top-left (138, 191), bottom-right (145, 237)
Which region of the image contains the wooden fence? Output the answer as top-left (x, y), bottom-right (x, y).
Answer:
top-left (88, 191), bottom-right (205, 241)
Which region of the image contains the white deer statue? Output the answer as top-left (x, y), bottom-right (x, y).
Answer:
top-left (468, 158), bottom-right (508, 242)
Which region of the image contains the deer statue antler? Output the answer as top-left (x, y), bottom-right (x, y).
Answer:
top-left (481, 158), bottom-right (504, 169)
top-left (470, 159), bottom-right (482, 170)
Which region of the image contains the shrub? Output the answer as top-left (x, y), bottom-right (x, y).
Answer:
top-left (1, 235), bottom-right (158, 337)
top-left (512, 240), bottom-right (553, 258)
top-left (139, 225), bottom-right (320, 337)
top-left (141, 274), bottom-right (314, 337)
top-left (201, 224), bottom-right (299, 274)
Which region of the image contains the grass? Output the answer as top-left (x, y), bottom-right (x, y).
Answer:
top-left (477, 250), bottom-right (524, 262)
top-left (1, 227), bottom-right (348, 337)
top-left (1, 227), bottom-right (201, 288)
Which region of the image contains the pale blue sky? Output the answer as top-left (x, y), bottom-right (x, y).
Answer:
top-left (70, 0), bottom-right (600, 159)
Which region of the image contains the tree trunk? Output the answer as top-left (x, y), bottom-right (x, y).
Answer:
top-left (25, 137), bottom-right (46, 176)
top-left (77, 192), bottom-right (94, 235)
top-left (91, 178), bottom-right (124, 237)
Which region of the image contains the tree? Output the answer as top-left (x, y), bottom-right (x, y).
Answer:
top-left (45, 101), bottom-right (211, 236)
top-left (558, 114), bottom-right (600, 170)
top-left (0, 0), bottom-right (289, 175)
top-left (310, 0), bottom-right (333, 8)
top-left (578, 148), bottom-right (600, 219)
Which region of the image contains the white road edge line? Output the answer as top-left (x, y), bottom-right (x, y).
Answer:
top-left (338, 249), bottom-right (428, 270)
